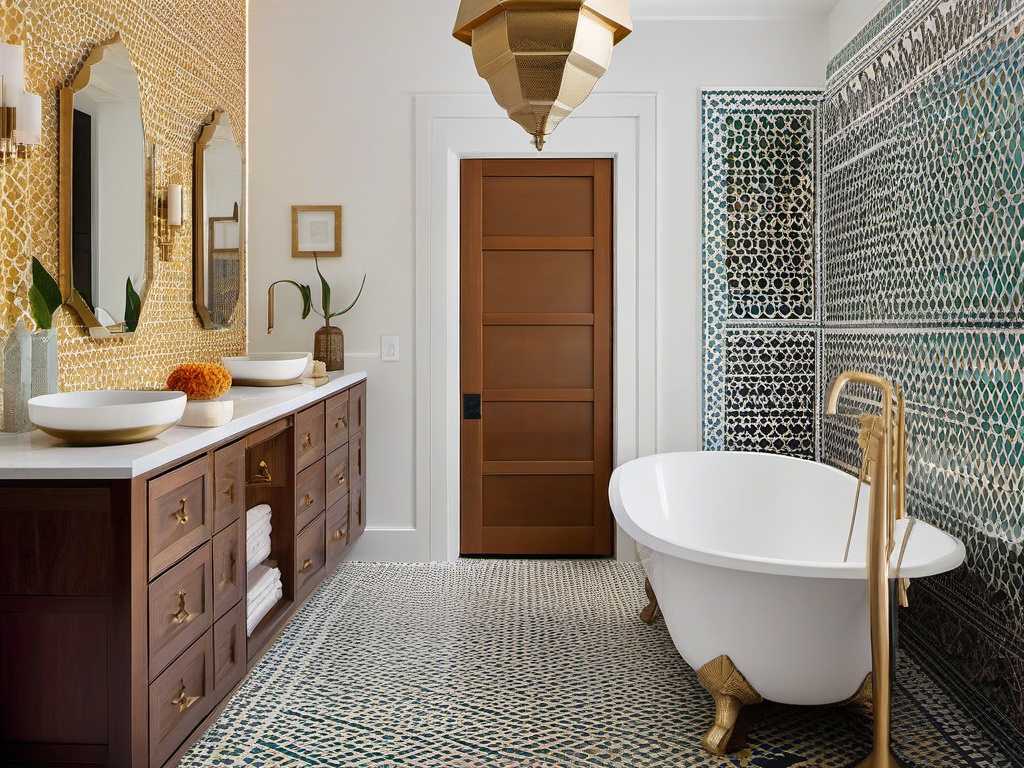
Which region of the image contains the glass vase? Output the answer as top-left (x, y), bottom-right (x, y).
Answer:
top-left (313, 323), bottom-right (344, 372)
top-left (31, 328), bottom-right (58, 399)
top-left (2, 319), bottom-right (33, 433)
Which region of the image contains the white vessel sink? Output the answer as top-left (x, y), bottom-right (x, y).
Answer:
top-left (222, 352), bottom-right (308, 385)
top-left (29, 390), bottom-right (187, 445)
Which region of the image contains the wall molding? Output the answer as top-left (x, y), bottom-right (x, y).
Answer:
top-left (379, 92), bottom-right (660, 562)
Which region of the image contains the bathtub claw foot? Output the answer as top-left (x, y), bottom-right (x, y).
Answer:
top-left (695, 655), bottom-right (764, 756)
top-left (640, 578), bottom-right (661, 624)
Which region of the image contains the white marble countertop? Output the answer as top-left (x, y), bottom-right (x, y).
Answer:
top-left (0, 371), bottom-right (367, 481)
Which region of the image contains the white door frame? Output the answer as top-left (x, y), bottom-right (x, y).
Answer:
top-left (414, 92), bottom-right (659, 561)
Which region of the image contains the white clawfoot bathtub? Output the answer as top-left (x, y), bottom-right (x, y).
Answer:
top-left (608, 452), bottom-right (965, 747)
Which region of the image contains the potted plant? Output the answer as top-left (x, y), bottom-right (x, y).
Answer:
top-left (268, 255), bottom-right (365, 371)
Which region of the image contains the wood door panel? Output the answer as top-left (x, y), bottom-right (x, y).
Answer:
top-left (482, 176), bottom-right (594, 237)
top-left (482, 475), bottom-right (595, 527)
top-left (483, 251), bottom-right (594, 313)
top-left (483, 402), bottom-right (594, 462)
top-left (483, 326), bottom-right (594, 390)
top-left (462, 158), bottom-right (613, 556)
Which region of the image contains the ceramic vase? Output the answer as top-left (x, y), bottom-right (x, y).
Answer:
top-left (1, 319), bottom-right (32, 433)
top-left (314, 323), bottom-right (344, 372)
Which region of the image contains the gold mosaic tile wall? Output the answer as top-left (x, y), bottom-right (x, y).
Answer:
top-left (0, 0), bottom-right (246, 391)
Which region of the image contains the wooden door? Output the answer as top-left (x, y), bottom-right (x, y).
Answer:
top-left (461, 158), bottom-right (613, 556)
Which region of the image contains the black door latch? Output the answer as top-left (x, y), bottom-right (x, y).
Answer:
top-left (463, 393), bottom-right (482, 420)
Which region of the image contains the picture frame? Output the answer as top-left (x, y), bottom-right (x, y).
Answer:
top-left (292, 205), bottom-right (342, 258)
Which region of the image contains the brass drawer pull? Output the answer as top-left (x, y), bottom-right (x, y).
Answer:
top-left (249, 460), bottom-right (272, 485)
top-left (171, 681), bottom-right (200, 713)
top-left (332, 528), bottom-right (346, 542)
top-left (301, 432), bottom-right (312, 450)
top-left (334, 415), bottom-right (347, 429)
top-left (337, 471), bottom-right (346, 486)
top-left (220, 479), bottom-right (235, 504)
top-left (170, 590), bottom-right (193, 625)
top-left (303, 492), bottom-right (313, 507)
top-left (301, 558), bottom-right (314, 572)
top-left (174, 498), bottom-right (189, 525)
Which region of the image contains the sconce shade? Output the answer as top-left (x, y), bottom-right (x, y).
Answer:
top-left (167, 184), bottom-right (183, 227)
top-left (453, 0), bottom-right (632, 150)
top-left (0, 41), bottom-right (41, 157)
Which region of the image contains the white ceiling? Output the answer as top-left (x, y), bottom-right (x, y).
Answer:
top-left (255, 0), bottom-right (843, 19)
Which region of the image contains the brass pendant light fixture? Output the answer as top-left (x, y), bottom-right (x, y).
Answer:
top-left (453, 0), bottom-right (632, 151)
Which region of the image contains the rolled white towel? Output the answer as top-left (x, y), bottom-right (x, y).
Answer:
top-left (247, 537), bottom-right (272, 573)
top-left (247, 564), bottom-right (281, 603)
top-left (247, 503), bottom-right (272, 528)
top-left (245, 518), bottom-right (272, 547)
top-left (246, 583), bottom-right (283, 636)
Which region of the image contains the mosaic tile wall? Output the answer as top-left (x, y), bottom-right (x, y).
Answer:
top-left (702, 91), bottom-right (820, 458)
top-left (820, 0), bottom-right (1024, 759)
top-left (0, 0), bottom-right (246, 392)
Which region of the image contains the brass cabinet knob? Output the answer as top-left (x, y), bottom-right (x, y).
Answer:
top-left (174, 498), bottom-right (189, 525)
top-left (249, 460), bottom-right (272, 485)
top-left (301, 558), bottom-right (313, 571)
top-left (332, 528), bottom-right (346, 542)
top-left (303, 492), bottom-right (313, 507)
top-left (334, 416), bottom-right (347, 429)
top-left (301, 432), bottom-right (312, 450)
top-left (170, 590), bottom-right (193, 625)
top-left (171, 681), bottom-right (200, 713)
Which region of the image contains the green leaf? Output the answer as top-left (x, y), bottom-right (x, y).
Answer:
top-left (124, 278), bottom-right (141, 332)
top-left (314, 255), bottom-right (331, 317)
top-left (32, 257), bottom-right (62, 315)
top-left (328, 274), bottom-right (366, 318)
top-left (299, 284), bottom-right (312, 319)
top-left (28, 285), bottom-right (53, 330)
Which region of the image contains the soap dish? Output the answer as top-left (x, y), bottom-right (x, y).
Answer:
top-left (180, 399), bottom-right (234, 428)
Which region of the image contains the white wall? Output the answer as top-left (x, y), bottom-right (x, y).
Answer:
top-left (248, 3), bottom-right (828, 560)
top-left (828, 0), bottom-right (887, 57)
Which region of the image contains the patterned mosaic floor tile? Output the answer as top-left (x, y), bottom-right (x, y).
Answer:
top-left (180, 561), bottom-right (1011, 768)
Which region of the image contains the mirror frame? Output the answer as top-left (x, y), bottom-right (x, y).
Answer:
top-left (193, 109), bottom-right (244, 330)
top-left (58, 34), bottom-right (154, 339)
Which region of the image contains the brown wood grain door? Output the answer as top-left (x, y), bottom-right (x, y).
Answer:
top-left (461, 158), bottom-right (613, 556)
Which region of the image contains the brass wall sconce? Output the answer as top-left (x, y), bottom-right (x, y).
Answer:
top-left (0, 42), bottom-right (42, 160)
top-left (156, 182), bottom-right (183, 260)
top-left (453, 0), bottom-right (632, 150)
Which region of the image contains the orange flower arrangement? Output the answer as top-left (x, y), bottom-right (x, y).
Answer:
top-left (167, 364), bottom-right (232, 400)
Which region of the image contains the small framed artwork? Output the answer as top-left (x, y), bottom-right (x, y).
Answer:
top-left (292, 205), bottom-right (342, 258)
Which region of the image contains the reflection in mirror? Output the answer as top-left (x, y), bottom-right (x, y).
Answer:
top-left (59, 36), bottom-right (151, 337)
top-left (194, 110), bottom-right (243, 329)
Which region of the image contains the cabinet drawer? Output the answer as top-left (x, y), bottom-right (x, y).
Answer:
top-left (213, 600), bottom-right (245, 697)
top-left (295, 458), bottom-right (326, 533)
top-left (212, 522), bottom-right (244, 620)
top-left (326, 390), bottom-right (350, 454)
top-left (295, 403), bottom-right (325, 471)
top-left (149, 456), bottom-right (210, 578)
top-left (348, 430), bottom-right (365, 488)
top-left (149, 631), bottom-right (214, 767)
top-left (326, 494), bottom-right (349, 569)
top-left (149, 543), bottom-right (213, 680)
top-left (295, 513), bottom-right (325, 601)
top-left (350, 482), bottom-right (366, 545)
top-left (213, 439), bottom-right (245, 533)
top-left (351, 381), bottom-right (366, 434)
top-left (326, 445), bottom-right (349, 509)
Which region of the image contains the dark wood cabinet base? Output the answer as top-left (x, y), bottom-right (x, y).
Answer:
top-left (0, 379), bottom-right (367, 767)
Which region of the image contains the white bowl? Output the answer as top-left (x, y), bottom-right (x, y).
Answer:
top-left (29, 390), bottom-right (187, 445)
top-left (222, 352), bottom-right (309, 385)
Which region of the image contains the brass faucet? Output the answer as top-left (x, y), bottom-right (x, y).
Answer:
top-left (825, 371), bottom-right (908, 768)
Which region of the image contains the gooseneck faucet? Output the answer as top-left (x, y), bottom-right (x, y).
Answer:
top-left (825, 371), bottom-right (907, 768)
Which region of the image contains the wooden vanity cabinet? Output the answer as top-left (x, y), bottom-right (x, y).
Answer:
top-left (0, 376), bottom-right (367, 768)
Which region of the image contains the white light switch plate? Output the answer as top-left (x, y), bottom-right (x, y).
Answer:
top-left (381, 335), bottom-right (400, 362)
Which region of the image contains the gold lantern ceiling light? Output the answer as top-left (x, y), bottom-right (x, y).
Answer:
top-left (453, 0), bottom-right (632, 151)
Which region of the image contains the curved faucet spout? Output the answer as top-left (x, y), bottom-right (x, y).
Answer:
top-left (824, 370), bottom-right (894, 415)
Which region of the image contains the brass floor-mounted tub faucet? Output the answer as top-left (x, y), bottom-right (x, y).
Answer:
top-left (825, 371), bottom-right (907, 768)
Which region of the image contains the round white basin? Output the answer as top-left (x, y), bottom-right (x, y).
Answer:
top-left (222, 352), bottom-right (308, 385)
top-left (29, 390), bottom-right (186, 445)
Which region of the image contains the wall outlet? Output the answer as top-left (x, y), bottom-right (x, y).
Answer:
top-left (381, 334), bottom-right (399, 362)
